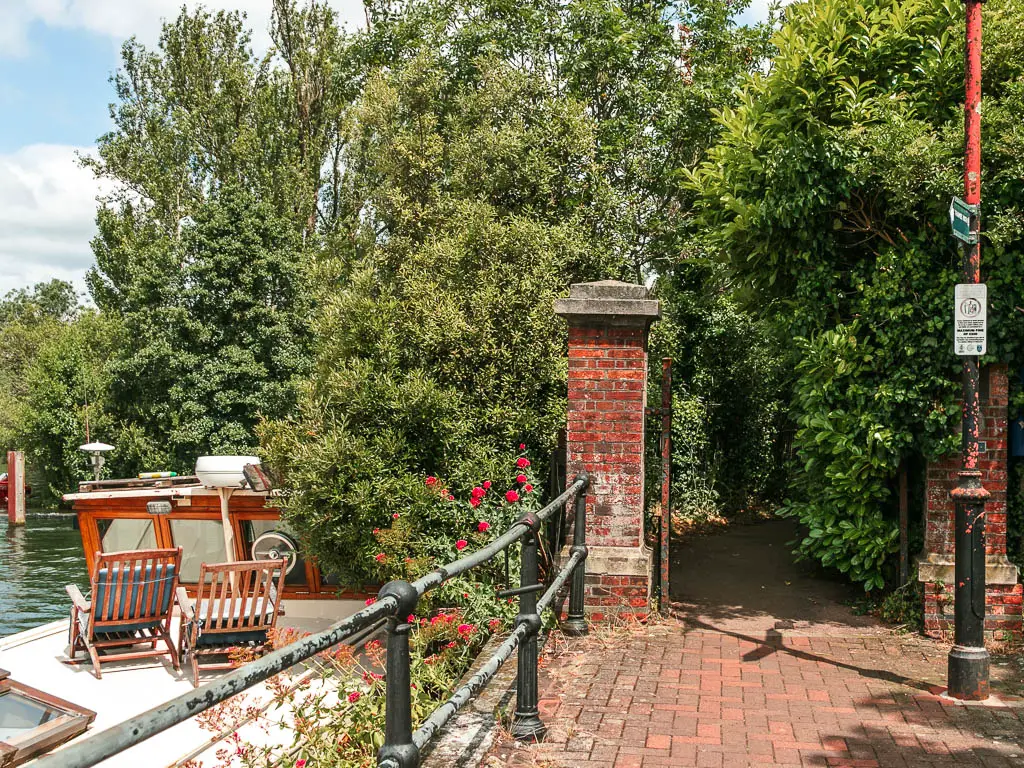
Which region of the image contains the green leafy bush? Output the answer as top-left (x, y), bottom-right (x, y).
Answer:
top-left (691, 0), bottom-right (1024, 588)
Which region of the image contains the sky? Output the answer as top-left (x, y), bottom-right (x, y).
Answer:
top-left (0, 0), bottom-right (772, 298)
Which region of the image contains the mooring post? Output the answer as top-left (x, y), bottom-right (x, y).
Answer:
top-left (510, 513), bottom-right (545, 741)
top-left (562, 472), bottom-right (589, 637)
top-left (7, 450), bottom-right (25, 526)
top-left (377, 582), bottom-right (420, 768)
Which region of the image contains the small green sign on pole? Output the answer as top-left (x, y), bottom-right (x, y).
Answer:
top-left (949, 196), bottom-right (979, 244)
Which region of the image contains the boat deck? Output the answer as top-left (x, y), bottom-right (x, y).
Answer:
top-left (1, 598), bottom-right (366, 767)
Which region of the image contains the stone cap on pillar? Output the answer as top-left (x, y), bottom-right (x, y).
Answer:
top-left (554, 280), bottom-right (661, 328)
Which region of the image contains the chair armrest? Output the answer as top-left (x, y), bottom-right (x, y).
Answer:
top-left (176, 587), bottom-right (196, 622)
top-left (66, 584), bottom-right (90, 612)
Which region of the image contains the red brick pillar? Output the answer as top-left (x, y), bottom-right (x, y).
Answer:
top-left (919, 363), bottom-right (1022, 641)
top-left (555, 280), bottom-right (660, 620)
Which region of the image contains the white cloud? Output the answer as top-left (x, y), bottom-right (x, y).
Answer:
top-left (0, 1), bottom-right (367, 58)
top-left (0, 144), bottom-right (105, 294)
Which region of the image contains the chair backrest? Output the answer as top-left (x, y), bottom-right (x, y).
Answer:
top-left (193, 560), bottom-right (287, 634)
top-left (90, 548), bottom-right (182, 629)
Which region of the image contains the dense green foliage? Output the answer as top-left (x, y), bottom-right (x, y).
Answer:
top-left (0, 282), bottom-right (129, 501)
top-left (692, 0), bottom-right (1024, 588)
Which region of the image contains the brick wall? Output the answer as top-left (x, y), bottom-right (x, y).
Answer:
top-left (567, 325), bottom-right (646, 549)
top-left (920, 363), bottom-right (1023, 641)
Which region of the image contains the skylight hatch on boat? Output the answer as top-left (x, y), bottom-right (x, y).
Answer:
top-left (0, 668), bottom-right (95, 766)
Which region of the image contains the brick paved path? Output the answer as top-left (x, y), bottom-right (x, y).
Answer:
top-left (488, 522), bottom-right (1024, 768)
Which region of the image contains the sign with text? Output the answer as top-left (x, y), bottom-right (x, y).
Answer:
top-left (949, 197), bottom-right (979, 244)
top-left (954, 283), bottom-right (987, 356)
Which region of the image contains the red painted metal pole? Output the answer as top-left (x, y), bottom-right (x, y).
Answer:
top-left (659, 358), bottom-right (672, 603)
top-left (948, 0), bottom-right (989, 701)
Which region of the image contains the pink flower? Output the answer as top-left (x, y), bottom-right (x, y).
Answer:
top-left (373, 528), bottom-right (380, 535)
top-left (516, 473), bottom-right (527, 483)
top-left (469, 497), bottom-right (481, 508)
top-left (407, 614), bottom-right (416, 623)
top-left (448, 494), bottom-right (455, 501)
top-left (375, 553), bottom-right (386, 562)
top-left (365, 597), bottom-right (376, 606)
top-left (392, 513), bottom-right (400, 519)
top-left (483, 480), bottom-right (492, 489)
top-left (505, 489), bottom-right (520, 503)
top-left (363, 671), bottom-right (383, 682)
top-left (295, 760), bottom-right (307, 768)
top-left (524, 484), bottom-right (533, 493)
top-left (488, 618), bottom-right (501, 631)
top-left (471, 486), bottom-right (486, 499)
top-left (477, 520), bottom-right (491, 533)
top-left (425, 476), bottom-right (438, 487)
top-left (519, 443), bottom-right (526, 450)
top-left (455, 539), bottom-right (468, 551)
top-left (516, 457), bottom-right (530, 469)
top-left (445, 641), bottom-right (457, 649)
top-left (431, 615), bottom-right (444, 625)
top-left (457, 623), bottom-right (474, 635)
top-left (348, 691), bottom-right (361, 703)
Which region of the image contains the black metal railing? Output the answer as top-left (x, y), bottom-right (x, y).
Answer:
top-left (39, 471), bottom-right (591, 768)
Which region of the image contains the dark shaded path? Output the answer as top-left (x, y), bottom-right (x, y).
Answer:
top-left (669, 519), bottom-right (880, 634)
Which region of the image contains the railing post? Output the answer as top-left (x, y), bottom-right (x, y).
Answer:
top-left (510, 513), bottom-right (545, 741)
top-left (377, 581), bottom-right (420, 768)
top-left (562, 472), bottom-right (589, 637)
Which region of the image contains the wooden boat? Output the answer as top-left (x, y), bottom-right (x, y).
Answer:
top-left (0, 460), bottom-right (373, 766)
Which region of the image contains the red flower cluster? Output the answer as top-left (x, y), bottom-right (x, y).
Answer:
top-left (477, 520), bottom-right (491, 533)
top-left (425, 476), bottom-right (438, 487)
top-left (524, 484), bottom-right (533, 493)
top-left (455, 539), bottom-right (468, 551)
top-left (347, 691), bottom-right (361, 704)
top-left (505, 489), bottom-right (520, 503)
top-left (516, 473), bottom-right (527, 483)
top-left (483, 480), bottom-right (492, 489)
top-left (488, 618), bottom-right (502, 631)
top-left (374, 553), bottom-right (386, 562)
top-left (516, 457), bottom-right (530, 469)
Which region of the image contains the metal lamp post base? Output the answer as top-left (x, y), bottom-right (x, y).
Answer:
top-left (948, 644), bottom-right (990, 701)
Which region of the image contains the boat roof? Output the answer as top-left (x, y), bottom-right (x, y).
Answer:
top-left (2, 599), bottom-right (365, 766)
top-left (64, 476), bottom-right (273, 502)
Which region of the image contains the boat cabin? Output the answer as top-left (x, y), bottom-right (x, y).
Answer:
top-left (65, 475), bottom-right (348, 600)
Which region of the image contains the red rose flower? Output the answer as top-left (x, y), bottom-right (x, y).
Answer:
top-left (425, 476), bottom-right (437, 487)
top-left (516, 457), bottom-right (530, 469)
top-left (448, 494), bottom-right (455, 501)
top-left (469, 497), bottom-right (481, 508)
top-left (407, 614), bottom-right (415, 623)
top-left (488, 618), bottom-right (501, 631)
top-left (456, 539), bottom-right (468, 551)
top-left (392, 513), bottom-right (400, 519)
top-left (519, 443), bottom-right (526, 450)
top-left (347, 691), bottom-right (361, 703)
top-left (516, 473), bottom-right (527, 483)
top-left (524, 483), bottom-right (533, 493)
top-left (505, 489), bottom-right (520, 503)
top-left (477, 520), bottom-right (491, 533)
top-left (483, 480), bottom-right (492, 489)
top-left (471, 486), bottom-right (486, 499)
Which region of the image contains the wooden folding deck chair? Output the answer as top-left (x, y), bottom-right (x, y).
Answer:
top-left (66, 547), bottom-right (182, 679)
top-left (176, 559), bottom-right (287, 687)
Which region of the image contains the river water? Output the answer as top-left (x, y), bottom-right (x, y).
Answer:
top-left (0, 511), bottom-right (86, 638)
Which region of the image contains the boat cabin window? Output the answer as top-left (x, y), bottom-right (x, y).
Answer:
top-left (96, 518), bottom-right (157, 552)
top-left (168, 519), bottom-right (226, 582)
